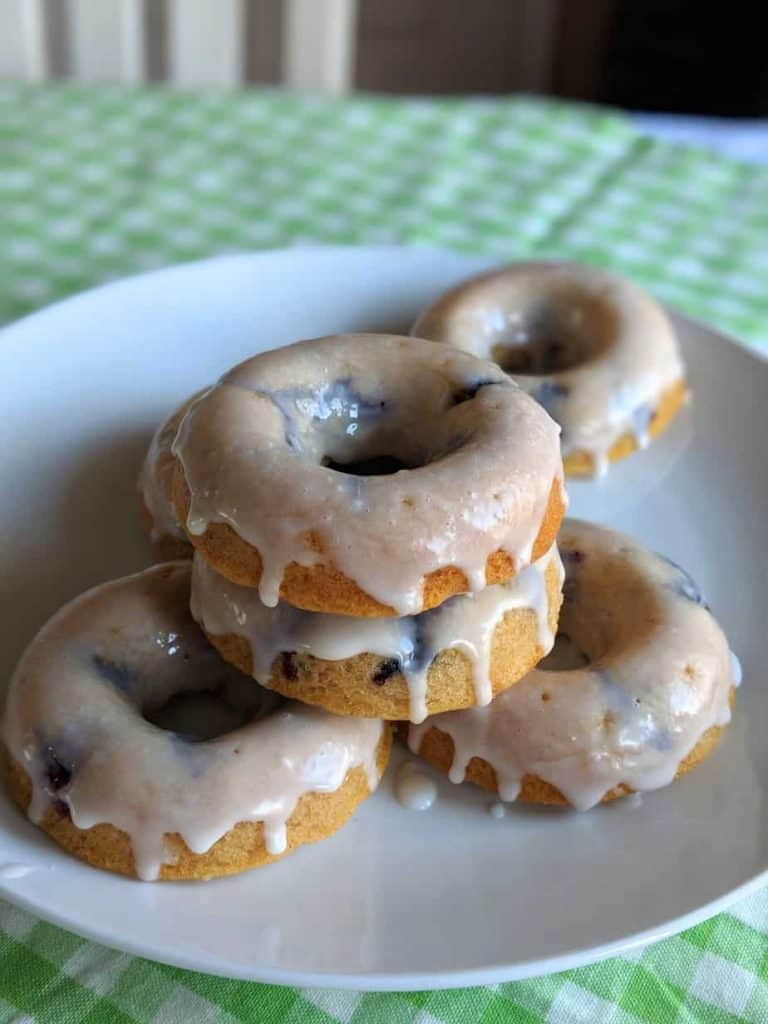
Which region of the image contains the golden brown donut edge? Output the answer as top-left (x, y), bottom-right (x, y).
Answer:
top-left (406, 689), bottom-right (733, 807)
top-left (201, 553), bottom-right (563, 720)
top-left (3, 727), bottom-right (392, 881)
top-left (172, 465), bottom-right (567, 617)
top-left (563, 379), bottom-right (687, 477)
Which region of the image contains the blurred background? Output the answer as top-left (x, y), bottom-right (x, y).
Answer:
top-left (1, 0), bottom-right (767, 337)
top-left (1, 0), bottom-right (767, 115)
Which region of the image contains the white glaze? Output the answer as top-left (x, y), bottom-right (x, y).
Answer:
top-left (413, 262), bottom-right (685, 477)
top-left (394, 762), bottom-right (437, 811)
top-left (138, 396), bottom-right (199, 545)
top-left (2, 562), bottom-right (384, 881)
top-left (409, 520), bottom-right (736, 809)
top-left (731, 652), bottom-right (743, 687)
top-left (172, 334), bottom-right (564, 613)
top-left (190, 545), bottom-right (562, 723)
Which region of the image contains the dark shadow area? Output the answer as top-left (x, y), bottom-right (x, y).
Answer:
top-left (0, 427), bottom-right (160, 693)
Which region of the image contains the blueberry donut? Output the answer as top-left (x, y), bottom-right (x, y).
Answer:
top-left (138, 396), bottom-right (197, 560)
top-left (407, 520), bottom-right (738, 807)
top-left (413, 262), bottom-right (687, 478)
top-left (191, 545), bottom-right (563, 723)
top-left (172, 334), bottom-right (567, 616)
top-left (2, 563), bottom-right (390, 881)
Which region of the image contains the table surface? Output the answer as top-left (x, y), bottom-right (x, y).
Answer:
top-left (1, 84), bottom-right (767, 1024)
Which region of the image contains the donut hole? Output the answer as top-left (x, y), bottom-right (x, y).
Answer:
top-left (540, 545), bottom-right (662, 671)
top-left (539, 633), bottom-right (590, 671)
top-left (252, 368), bottom-right (492, 476)
top-left (144, 676), bottom-right (278, 742)
top-left (317, 409), bottom-right (470, 476)
top-left (320, 435), bottom-right (468, 475)
top-left (488, 289), bottom-right (618, 376)
top-left (93, 615), bottom-right (283, 742)
top-left (322, 454), bottom-right (411, 476)
top-left (315, 394), bottom-right (471, 475)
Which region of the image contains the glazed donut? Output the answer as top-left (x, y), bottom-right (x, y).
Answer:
top-left (138, 396), bottom-right (197, 560)
top-left (190, 544), bottom-right (563, 723)
top-left (408, 520), bottom-right (738, 807)
top-left (171, 334), bottom-right (566, 616)
top-left (413, 262), bottom-right (687, 478)
top-left (2, 563), bottom-right (389, 881)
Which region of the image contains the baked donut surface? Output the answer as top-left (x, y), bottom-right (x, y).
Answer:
top-left (408, 520), bottom-right (738, 807)
top-left (172, 333), bottom-right (566, 616)
top-left (413, 262), bottom-right (687, 477)
top-left (2, 562), bottom-right (389, 880)
top-left (191, 545), bottom-right (563, 723)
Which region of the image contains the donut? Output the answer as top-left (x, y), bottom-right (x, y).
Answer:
top-left (2, 562), bottom-right (390, 881)
top-left (407, 520), bottom-right (738, 807)
top-left (171, 334), bottom-right (567, 617)
top-left (412, 262), bottom-right (687, 478)
top-left (138, 396), bottom-right (197, 560)
top-left (190, 544), bottom-right (563, 723)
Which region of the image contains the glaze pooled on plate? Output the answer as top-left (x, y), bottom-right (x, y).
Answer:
top-left (394, 762), bottom-right (437, 812)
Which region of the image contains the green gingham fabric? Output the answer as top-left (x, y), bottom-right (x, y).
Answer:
top-left (1, 82), bottom-right (767, 1023)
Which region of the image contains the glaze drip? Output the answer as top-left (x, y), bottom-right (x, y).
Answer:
top-left (190, 545), bottom-right (561, 723)
top-left (2, 563), bottom-right (384, 880)
top-left (139, 395), bottom-right (199, 544)
top-left (409, 520), bottom-right (736, 807)
top-left (172, 334), bottom-right (564, 612)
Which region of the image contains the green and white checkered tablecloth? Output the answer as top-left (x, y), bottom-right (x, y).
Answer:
top-left (1, 82), bottom-right (767, 1023)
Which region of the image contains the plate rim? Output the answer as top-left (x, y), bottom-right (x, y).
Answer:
top-left (3, 869), bottom-right (768, 991)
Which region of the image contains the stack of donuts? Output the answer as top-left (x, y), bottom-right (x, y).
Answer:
top-left (176, 333), bottom-right (567, 724)
top-left (2, 262), bottom-right (741, 884)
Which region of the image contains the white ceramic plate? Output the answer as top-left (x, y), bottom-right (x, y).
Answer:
top-left (0, 246), bottom-right (765, 990)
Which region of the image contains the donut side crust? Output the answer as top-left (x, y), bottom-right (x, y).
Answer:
top-left (139, 496), bottom-right (193, 562)
top-left (4, 728), bottom-right (391, 881)
top-left (563, 379), bottom-right (687, 477)
top-left (202, 554), bottom-right (563, 719)
top-left (409, 693), bottom-right (732, 806)
top-left (172, 469), bottom-right (567, 617)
